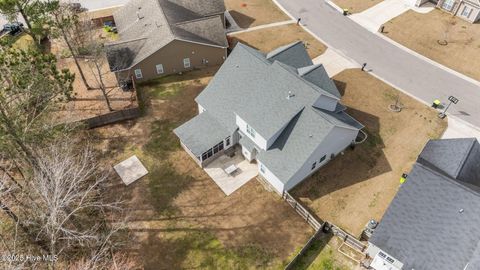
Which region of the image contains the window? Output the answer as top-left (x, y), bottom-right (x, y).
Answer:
top-left (442, 0), bottom-right (455, 11)
top-left (183, 58), bottom-right (191, 68)
top-left (134, 69), bottom-right (143, 79)
top-left (225, 136), bottom-right (231, 147)
top-left (156, 64), bottom-right (164, 74)
top-left (386, 257), bottom-right (395, 264)
top-left (319, 155), bottom-right (326, 163)
top-left (246, 124), bottom-right (256, 138)
top-left (260, 164), bottom-right (266, 174)
top-left (311, 162), bottom-right (317, 170)
top-left (461, 6), bottom-right (471, 17)
top-left (213, 141), bottom-right (224, 154)
top-left (378, 252), bottom-right (386, 259)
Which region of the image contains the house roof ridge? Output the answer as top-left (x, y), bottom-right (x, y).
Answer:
top-left (172, 14), bottom-right (222, 26)
top-left (106, 37), bottom-right (148, 46)
top-left (298, 63), bottom-right (325, 76)
top-left (417, 162), bottom-right (480, 197)
top-left (453, 138), bottom-right (476, 178)
top-left (266, 41), bottom-right (303, 59)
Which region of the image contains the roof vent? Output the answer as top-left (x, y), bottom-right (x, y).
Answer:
top-left (136, 10), bottom-right (144, 20)
top-left (459, 209), bottom-right (464, 213)
top-left (287, 91), bottom-right (295, 100)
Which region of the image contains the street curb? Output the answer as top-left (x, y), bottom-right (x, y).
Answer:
top-left (271, 0), bottom-right (480, 134)
top-left (323, 0), bottom-right (480, 87)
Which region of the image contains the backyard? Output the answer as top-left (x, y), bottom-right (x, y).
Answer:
top-left (291, 69), bottom-right (447, 236)
top-left (383, 9), bottom-right (480, 81)
top-left (225, 0), bottom-right (291, 28)
top-left (229, 24), bottom-right (327, 59)
top-left (331, 0), bottom-right (383, 13)
top-left (92, 68), bottom-right (314, 269)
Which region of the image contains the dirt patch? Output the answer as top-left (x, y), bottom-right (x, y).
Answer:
top-left (229, 24), bottom-right (327, 59)
top-left (93, 69), bottom-right (313, 269)
top-left (383, 9), bottom-right (480, 81)
top-left (291, 69), bottom-right (447, 236)
top-left (225, 0), bottom-right (290, 28)
top-left (332, 0), bottom-right (383, 13)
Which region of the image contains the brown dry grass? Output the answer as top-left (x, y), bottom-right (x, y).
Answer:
top-left (225, 0), bottom-right (290, 28)
top-left (92, 68), bottom-right (313, 269)
top-left (291, 69), bottom-right (447, 236)
top-left (332, 0), bottom-right (383, 13)
top-left (229, 24), bottom-right (328, 59)
top-left (384, 9), bottom-right (480, 81)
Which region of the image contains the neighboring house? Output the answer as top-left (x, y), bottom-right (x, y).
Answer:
top-left (105, 0), bottom-right (228, 84)
top-left (174, 41), bottom-right (364, 195)
top-left (415, 0), bottom-right (480, 22)
top-left (366, 138), bottom-right (480, 270)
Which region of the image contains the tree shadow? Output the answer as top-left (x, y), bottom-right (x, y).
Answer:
top-left (333, 79), bottom-right (347, 96)
top-left (289, 232), bottom-right (333, 270)
top-left (291, 107), bottom-right (391, 201)
top-left (228, 10), bottom-right (256, 29)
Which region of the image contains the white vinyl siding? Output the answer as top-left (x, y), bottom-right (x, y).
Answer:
top-left (134, 69), bottom-right (143, 79)
top-left (156, 64), bottom-right (164, 74)
top-left (183, 58), bottom-right (191, 68)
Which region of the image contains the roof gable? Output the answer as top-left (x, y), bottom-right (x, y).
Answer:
top-left (266, 41), bottom-right (313, 68)
top-left (298, 64), bottom-right (341, 98)
top-left (106, 0), bottom-right (226, 71)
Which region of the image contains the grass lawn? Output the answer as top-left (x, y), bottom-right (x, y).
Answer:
top-left (383, 9), bottom-right (480, 81)
top-left (229, 24), bottom-right (327, 59)
top-left (291, 234), bottom-right (358, 270)
top-left (93, 68), bottom-right (313, 269)
top-left (225, 0), bottom-right (291, 28)
top-left (291, 69), bottom-right (447, 236)
top-left (332, 0), bottom-right (383, 13)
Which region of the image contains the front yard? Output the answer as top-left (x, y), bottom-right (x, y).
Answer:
top-left (225, 0), bottom-right (291, 28)
top-left (291, 69), bottom-right (447, 236)
top-left (383, 9), bottom-right (480, 81)
top-left (229, 24), bottom-right (327, 59)
top-left (92, 68), bottom-right (314, 269)
top-left (332, 0), bottom-right (383, 13)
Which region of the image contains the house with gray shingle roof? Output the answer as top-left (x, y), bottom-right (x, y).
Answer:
top-left (105, 0), bottom-right (227, 84)
top-left (366, 138), bottom-right (480, 270)
top-left (174, 41), bottom-right (364, 195)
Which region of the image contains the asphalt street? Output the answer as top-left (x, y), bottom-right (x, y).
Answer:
top-left (276, 0), bottom-right (480, 127)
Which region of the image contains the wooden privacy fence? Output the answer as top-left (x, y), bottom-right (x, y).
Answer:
top-left (282, 191), bottom-right (323, 231)
top-left (84, 107), bottom-right (141, 129)
top-left (284, 229), bottom-right (323, 270)
top-left (327, 222), bottom-right (367, 252)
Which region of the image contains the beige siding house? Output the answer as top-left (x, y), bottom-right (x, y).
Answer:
top-left (415, 0), bottom-right (480, 22)
top-left (106, 0), bottom-right (228, 84)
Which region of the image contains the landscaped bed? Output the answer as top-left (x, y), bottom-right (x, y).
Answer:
top-left (92, 68), bottom-right (314, 269)
top-left (291, 69), bottom-right (447, 236)
top-left (225, 0), bottom-right (291, 28)
top-left (332, 0), bottom-right (383, 13)
top-left (383, 9), bottom-right (480, 81)
top-left (229, 24), bottom-right (327, 59)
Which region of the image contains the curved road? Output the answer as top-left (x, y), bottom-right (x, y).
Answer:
top-left (276, 0), bottom-right (480, 127)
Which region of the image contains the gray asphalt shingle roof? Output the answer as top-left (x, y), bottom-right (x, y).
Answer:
top-left (190, 42), bottom-right (362, 182)
top-left (370, 138), bottom-right (480, 270)
top-left (105, 0), bottom-right (226, 71)
top-left (173, 111), bottom-right (230, 157)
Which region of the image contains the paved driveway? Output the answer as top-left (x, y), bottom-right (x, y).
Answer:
top-left (275, 0), bottom-right (480, 128)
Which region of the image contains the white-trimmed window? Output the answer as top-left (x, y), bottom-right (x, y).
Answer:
top-left (461, 6), bottom-right (471, 17)
top-left (260, 164), bottom-right (266, 174)
top-left (183, 58), bottom-right (191, 68)
top-left (311, 162), bottom-right (317, 170)
top-left (156, 64), bottom-right (164, 74)
top-left (246, 124), bottom-right (256, 138)
top-left (134, 69), bottom-right (143, 79)
top-left (442, 0), bottom-right (455, 11)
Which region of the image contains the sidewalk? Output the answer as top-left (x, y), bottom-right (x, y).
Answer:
top-left (313, 48), bottom-right (359, 77)
top-left (227, 19), bottom-right (296, 35)
top-left (350, 0), bottom-right (434, 33)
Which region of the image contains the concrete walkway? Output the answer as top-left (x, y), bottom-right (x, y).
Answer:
top-left (228, 20), bottom-right (296, 35)
top-left (313, 48), bottom-right (359, 77)
top-left (350, 0), bottom-right (434, 32)
top-left (274, 0), bottom-right (480, 128)
top-left (443, 116), bottom-right (480, 140)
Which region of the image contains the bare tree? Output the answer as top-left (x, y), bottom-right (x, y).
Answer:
top-left (51, 3), bottom-right (93, 90)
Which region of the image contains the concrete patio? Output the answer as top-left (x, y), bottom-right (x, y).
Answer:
top-left (204, 148), bottom-right (258, 196)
